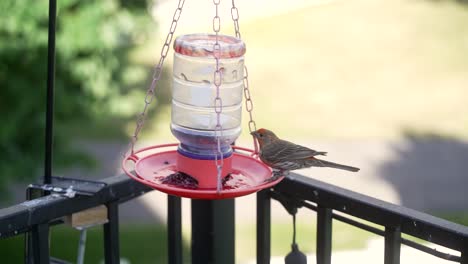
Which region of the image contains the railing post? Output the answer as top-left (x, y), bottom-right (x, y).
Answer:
top-left (257, 189), bottom-right (271, 264)
top-left (31, 223), bottom-right (50, 264)
top-left (461, 247), bottom-right (468, 264)
top-left (316, 205), bottom-right (332, 264)
top-left (384, 226), bottom-right (401, 264)
top-left (168, 195), bottom-right (182, 264)
top-left (104, 202), bottom-right (120, 264)
top-left (191, 199), bottom-right (235, 264)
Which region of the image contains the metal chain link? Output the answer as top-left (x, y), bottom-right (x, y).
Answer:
top-left (126, 0), bottom-right (186, 157)
top-left (230, 0), bottom-right (258, 153)
top-left (230, 0), bottom-right (241, 39)
top-left (213, 0), bottom-right (224, 194)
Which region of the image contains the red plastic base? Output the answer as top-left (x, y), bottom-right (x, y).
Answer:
top-left (122, 144), bottom-right (283, 199)
top-left (176, 152), bottom-right (232, 189)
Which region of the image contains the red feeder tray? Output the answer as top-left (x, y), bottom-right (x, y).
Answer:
top-left (122, 144), bottom-right (283, 199)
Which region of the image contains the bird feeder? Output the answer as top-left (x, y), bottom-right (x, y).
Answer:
top-left (171, 33), bottom-right (245, 189)
top-left (122, 2), bottom-right (284, 199)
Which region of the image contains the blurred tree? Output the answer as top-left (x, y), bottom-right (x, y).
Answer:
top-left (0, 0), bottom-right (153, 197)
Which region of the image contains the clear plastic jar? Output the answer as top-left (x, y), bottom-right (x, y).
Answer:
top-left (171, 34), bottom-right (246, 159)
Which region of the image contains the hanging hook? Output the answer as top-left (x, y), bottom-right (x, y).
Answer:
top-left (285, 212), bottom-right (308, 264)
top-left (269, 190), bottom-right (308, 263)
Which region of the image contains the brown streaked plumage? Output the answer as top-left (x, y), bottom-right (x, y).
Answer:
top-left (251, 128), bottom-right (360, 173)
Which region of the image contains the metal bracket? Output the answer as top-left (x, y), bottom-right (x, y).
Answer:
top-left (27, 177), bottom-right (109, 228)
top-left (28, 176), bottom-right (107, 198)
top-left (269, 189), bottom-right (303, 215)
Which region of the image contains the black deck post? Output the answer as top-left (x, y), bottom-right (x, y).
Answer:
top-left (104, 202), bottom-right (120, 264)
top-left (257, 189), bottom-right (271, 264)
top-left (461, 247), bottom-right (468, 264)
top-left (384, 226), bottom-right (401, 264)
top-left (191, 199), bottom-right (235, 264)
top-left (168, 195), bottom-right (183, 264)
top-left (316, 205), bottom-right (332, 264)
top-left (31, 223), bottom-right (50, 264)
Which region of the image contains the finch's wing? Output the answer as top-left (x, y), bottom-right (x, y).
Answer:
top-left (263, 139), bottom-right (326, 162)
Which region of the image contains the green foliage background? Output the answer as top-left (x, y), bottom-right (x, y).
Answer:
top-left (0, 0), bottom-right (153, 195)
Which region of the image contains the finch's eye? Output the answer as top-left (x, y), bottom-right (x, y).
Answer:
top-left (259, 134), bottom-right (263, 137)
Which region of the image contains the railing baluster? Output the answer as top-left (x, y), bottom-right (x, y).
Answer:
top-left (384, 226), bottom-right (401, 264)
top-left (257, 189), bottom-right (271, 264)
top-left (31, 223), bottom-right (50, 264)
top-left (104, 202), bottom-right (120, 264)
top-left (316, 205), bottom-right (332, 264)
top-left (168, 195), bottom-right (182, 264)
top-left (461, 247), bottom-right (468, 264)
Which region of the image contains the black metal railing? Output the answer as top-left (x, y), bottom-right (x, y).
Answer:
top-left (1, 173), bottom-right (468, 263)
top-left (0, 175), bottom-right (153, 263)
top-left (257, 173), bottom-right (468, 264)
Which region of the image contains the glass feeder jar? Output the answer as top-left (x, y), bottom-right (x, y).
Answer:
top-left (171, 33), bottom-right (246, 160)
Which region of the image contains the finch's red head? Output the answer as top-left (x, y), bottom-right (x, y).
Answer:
top-left (250, 128), bottom-right (279, 147)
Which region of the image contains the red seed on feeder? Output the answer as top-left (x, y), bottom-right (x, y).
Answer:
top-left (161, 172), bottom-right (198, 190)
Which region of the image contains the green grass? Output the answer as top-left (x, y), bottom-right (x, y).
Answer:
top-left (0, 224), bottom-right (189, 264)
top-left (436, 212), bottom-right (468, 226)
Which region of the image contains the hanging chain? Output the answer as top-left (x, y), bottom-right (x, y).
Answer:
top-left (213, 0), bottom-right (224, 193)
top-left (230, 0), bottom-right (241, 39)
top-left (230, 0), bottom-right (258, 153)
top-left (126, 0), bottom-right (186, 157)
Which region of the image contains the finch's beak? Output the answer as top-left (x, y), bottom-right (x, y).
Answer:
top-left (250, 131), bottom-right (258, 137)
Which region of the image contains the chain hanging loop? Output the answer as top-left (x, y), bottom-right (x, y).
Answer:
top-left (126, 0), bottom-right (186, 157)
top-left (212, 0), bottom-right (224, 194)
top-left (230, 0), bottom-right (259, 154)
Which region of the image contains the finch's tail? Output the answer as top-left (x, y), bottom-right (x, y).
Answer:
top-left (314, 158), bottom-right (360, 172)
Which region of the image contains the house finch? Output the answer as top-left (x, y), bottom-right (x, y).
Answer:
top-left (251, 128), bottom-right (359, 181)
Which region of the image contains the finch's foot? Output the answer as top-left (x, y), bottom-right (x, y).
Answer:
top-left (263, 170), bottom-right (287, 183)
